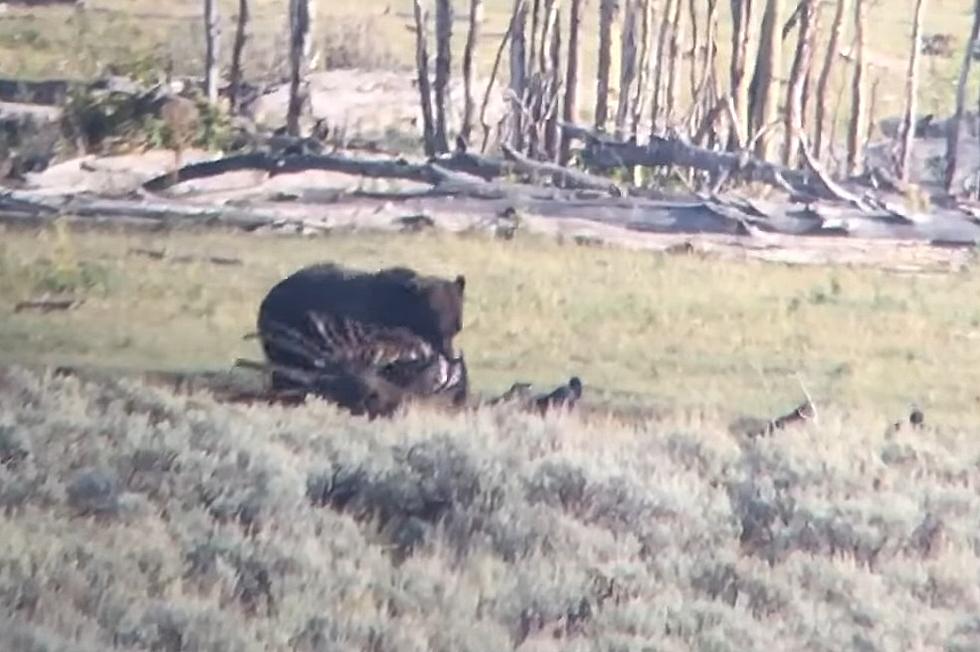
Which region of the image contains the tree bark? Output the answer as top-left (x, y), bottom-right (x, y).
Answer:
top-left (433, 0), bottom-right (453, 153)
top-left (615, 0), bottom-right (639, 137)
top-left (559, 0), bottom-right (582, 163)
top-left (845, 0), bottom-right (866, 176)
top-left (649, 0), bottom-right (674, 135)
top-left (944, 0), bottom-right (980, 193)
top-left (203, 0), bottom-right (221, 104)
top-left (630, 0), bottom-right (653, 136)
top-left (544, 4), bottom-right (563, 159)
top-left (748, 0), bottom-right (784, 160)
top-left (509, 0), bottom-right (528, 150)
top-left (413, 0), bottom-right (437, 156)
top-left (286, 0), bottom-right (312, 137)
top-left (814, 0), bottom-right (848, 160)
top-left (783, 0), bottom-right (815, 167)
top-left (728, 0), bottom-right (755, 149)
top-left (461, 0), bottom-right (483, 145)
top-left (480, 0), bottom-right (523, 152)
top-left (664, 0), bottom-right (684, 127)
top-left (228, 0), bottom-right (250, 113)
top-left (898, 0), bottom-right (927, 183)
top-left (595, 0), bottom-right (618, 130)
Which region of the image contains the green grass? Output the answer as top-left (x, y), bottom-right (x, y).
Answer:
top-left (2, 222), bottom-right (980, 423)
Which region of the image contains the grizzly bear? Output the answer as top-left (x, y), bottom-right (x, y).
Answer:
top-left (256, 262), bottom-right (466, 388)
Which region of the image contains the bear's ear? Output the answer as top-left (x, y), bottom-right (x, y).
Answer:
top-left (454, 275), bottom-right (466, 293)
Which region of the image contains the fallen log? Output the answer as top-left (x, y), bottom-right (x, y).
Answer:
top-left (14, 298), bottom-right (83, 313)
top-left (561, 122), bottom-right (865, 202)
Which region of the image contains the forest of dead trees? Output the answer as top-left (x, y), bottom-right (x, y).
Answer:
top-left (393, 0), bottom-right (980, 197)
top-left (7, 0), bottom-right (980, 202)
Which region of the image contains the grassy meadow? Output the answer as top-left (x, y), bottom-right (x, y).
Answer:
top-left (2, 222), bottom-right (980, 422)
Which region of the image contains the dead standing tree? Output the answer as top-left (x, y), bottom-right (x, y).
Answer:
top-left (595, 0), bottom-right (619, 131)
top-left (228, 0), bottom-right (250, 113)
top-left (413, 0), bottom-right (438, 156)
top-left (286, 0), bottom-right (313, 136)
top-left (434, 0), bottom-right (453, 153)
top-left (728, 0), bottom-right (755, 148)
top-left (814, 0), bottom-right (848, 161)
top-left (650, 0), bottom-right (677, 134)
top-left (629, 0), bottom-right (653, 137)
top-left (559, 0), bottom-right (582, 163)
top-left (748, 0), bottom-right (783, 161)
top-left (509, 0), bottom-right (528, 150)
top-left (615, 0), bottom-right (639, 138)
top-left (783, 0), bottom-right (816, 167)
top-left (944, 0), bottom-right (980, 193)
top-left (898, 0), bottom-right (927, 183)
top-left (203, 0), bottom-right (221, 104)
top-left (460, 0), bottom-right (484, 145)
top-left (845, 0), bottom-right (867, 176)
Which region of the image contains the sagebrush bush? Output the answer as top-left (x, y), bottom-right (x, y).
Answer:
top-left (2, 366), bottom-right (980, 650)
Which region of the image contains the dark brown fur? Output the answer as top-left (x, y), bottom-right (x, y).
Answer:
top-left (257, 262), bottom-right (465, 391)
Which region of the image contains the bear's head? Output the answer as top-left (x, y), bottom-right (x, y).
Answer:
top-left (409, 273), bottom-right (466, 355)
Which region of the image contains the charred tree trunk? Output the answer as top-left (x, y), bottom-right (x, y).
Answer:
top-left (748, 0), bottom-right (784, 160)
top-left (433, 0), bottom-right (453, 153)
top-left (413, 0), bottom-right (437, 156)
top-left (845, 0), bottom-right (866, 176)
top-left (615, 0), bottom-right (639, 137)
top-left (203, 0), bottom-right (221, 104)
top-left (783, 0), bottom-right (815, 167)
top-left (814, 0), bottom-right (848, 160)
top-left (460, 0), bottom-right (483, 145)
top-left (228, 0), bottom-right (250, 113)
top-left (509, 0), bottom-right (529, 150)
top-left (559, 0), bottom-right (582, 163)
top-left (286, 0), bottom-right (312, 136)
top-left (728, 0), bottom-right (755, 149)
top-left (898, 0), bottom-right (927, 183)
top-left (595, 0), bottom-right (618, 130)
top-left (945, 0), bottom-right (980, 193)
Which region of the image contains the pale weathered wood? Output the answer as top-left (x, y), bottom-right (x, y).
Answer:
top-left (286, 0), bottom-right (312, 136)
top-left (595, 0), bottom-right (617, 130)
top-left (203, 0), bottom-right (221, 104)
top-left (814, 0), bottom-right (848, 161)
top-left (615, 0), bottom-right (638, 137)
top-left (228, 0), bottom-right (251, 113)
top-left (559, 0), bottom-right (582, 163)
top-left (748, 0), bottom-right (784, 160)
top-left (461, 0), bottom-right (484, 144)
top-left (413, 0), bottom-right (437, 156)
top-left (783, 0), bottom-right (815, 167)
top-left (509, 0), bottom-right (529, 150)
top-left (898, 0), bottom-right (927, 183)
top-left (944, 0), bottom-right (980, 193)
top-left (434, 0), bottom-right (453, 153)
top-left (845, 0), bottom-right (867, 176)
top-left (728, 0), bottom-right (755, 149)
